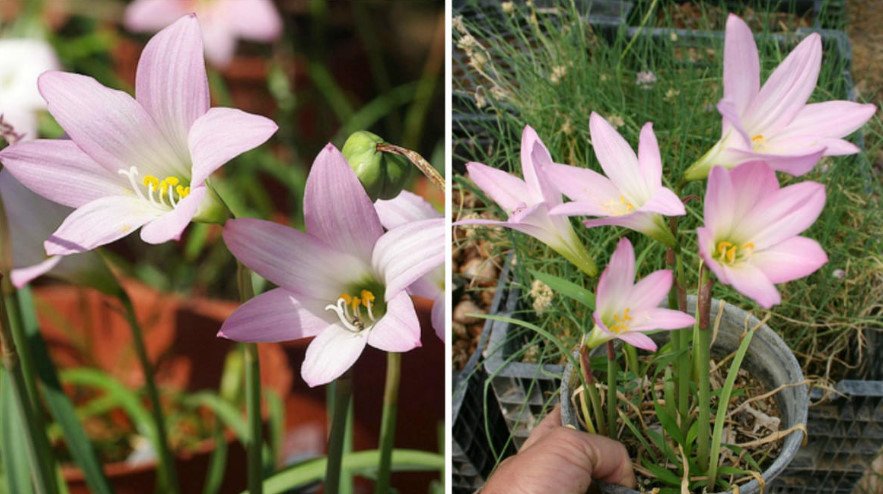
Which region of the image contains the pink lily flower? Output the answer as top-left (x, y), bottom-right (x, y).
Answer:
top-left (585, 238), bottom-right (694, 351)
top-left (219, 145), bottom-right (444, 387)
top-left (0, 171), bottom-right (112, 291)
top-left (685, 14), bottom-right (876, 179)
top-left (548, 112), bottom-right (685, 246)
top-left (125, 0), bottom-right (282, 67)
top-left (0, 38), bottom-right (59, 141)
top-left (375, 191), bottom-right (445, 342)
top-left (698, 163), bottom-right (828, 308)
top-left (459, 126), bottom-right (598, 277)
top-left (0, 15), bottom-right (277, 256)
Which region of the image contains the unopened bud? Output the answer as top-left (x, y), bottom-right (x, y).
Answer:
top-left (342, 131), bottom-right (412, 201)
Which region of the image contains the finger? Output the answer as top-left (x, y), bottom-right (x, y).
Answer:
top-left (575, 433), bottom-right (637, 488)
top-left (521, 405), bottom-right (563, 451)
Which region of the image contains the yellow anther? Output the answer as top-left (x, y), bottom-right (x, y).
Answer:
top-left (143, 175), bottom-right (160, 188)
top-left (164, 176), bottom-right (180, 186)
top-left (360, 290), bottom-right (375, 307)
top-left (751, 134), bottom-right (764, 143)
top-left (340, 293), bottom-right (352, 304)
top-left (350, 297), bottom-right (362, 311)
top-left (610, 308), bottom-right (632, 334)
top-left (715, 240), bottom-right (754, 265)
top-left (176, 185), bottom-right (190, 198)
top-left (726, 246), bottom-right (737, 263)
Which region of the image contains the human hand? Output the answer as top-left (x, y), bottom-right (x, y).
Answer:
top-left (482, 406), bottom-right (636, 494)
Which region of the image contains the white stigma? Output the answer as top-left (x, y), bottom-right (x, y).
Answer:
top-left (324, 297), bottom-right (378, 334)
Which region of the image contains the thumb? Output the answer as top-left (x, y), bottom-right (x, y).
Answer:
top-left (564, 430), bottom-right (637, 488)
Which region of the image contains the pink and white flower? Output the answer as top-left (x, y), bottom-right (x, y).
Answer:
top-left (375, 191), bottom-right (445, 341)
top-left (698, 163), bottom-right (828, 308)
top-left (0, 38), bottom-right (59, 141)
top-left (219, 145), bottom-right (444, 387)
top-left (0, 15), bottom-right (277, 256)
top-left (548, 112), bottom-right (685, 246)
top-left (125, 0), bottom-right (282, 67)
top-left (585, 238), bottom-right (694, 351)
top-left (685, 14), bottom-right (876, 179)
top-left (458, 126), bottom-right (598, 277)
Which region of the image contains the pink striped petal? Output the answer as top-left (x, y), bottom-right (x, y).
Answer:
top-left (139, 186), bottom-right (206, 244)
top-left (124, 0), bottom-right (188, 32)
top-left (550, 201), bottom-right (614, 217)
top-left (466, 161), bottom-right (531, 215)
top-left (704, 166), bottom-right (736, 237)
top-left (590, 112), bottom-right (649, 203)
top-left (301, 325), bottom-right (368, 387)
top-left (223, 218), bottom-right (370, 301)
top-left (374, 190), bottom-right (440, 229)
top-left (596, 238), bottom-right (635, 314)
top-left (629, 270), bottom-right (673, 310)
top-left (777, 101), bottom-right (876, 141)
top-left (431, 292), bottom-right (444, 342)
top-left (304, 144), bottom-right (384, 261)
top-left (723, 14), bottom-right (760, 115)
top-left (218, 288), bottom-right (329, 343)
top-left (544, 163), bottom-right (621, 208)
top-left (617, 332), bottom-right (658, 352)
top-left (520, 126), bottom-right (558, 204)
top-left (745, 33), bottom-right (821, 134)
top-left (188, 107), bottom-right (277, 186)
top-left (0, 140), bottom-right (129, 208)
top-left (638, 187), bottom-right (685, 216)
top-left (718, 99), bottom-right (752, 147)
top-left (373, 218), bottom-right (444, 299)
top-left (136, 14), bottom-right (209, 156)
top-left (583, 212), bottom-right (661, 237)
top-left (10, 256), bottom-right (62, 288)
top-left (697, 226), bottom-right (731, 285)
top-left (38, 71), bottom-right (185, 178)
top-left (367, 291), bottom-right (422, 352)
top-left (742, 181), bottom-right (826, 248)
top-left (725, 263), bottom-right (781, 308)
top-left (729, 147), bottom-right (825, 176)
top-left (45, 196), bottom-right (164, 255)
top-left (629, 308), bottom-right (695, 331)
top-left (751, 236), bottom-right (827, 284)
top-left (637, 122), bottom-right (663, 189)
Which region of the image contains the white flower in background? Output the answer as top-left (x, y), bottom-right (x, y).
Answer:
top-left (0, 39), bottom-right (59, 141)
top-left (636, 71), bottom-right (657, 89)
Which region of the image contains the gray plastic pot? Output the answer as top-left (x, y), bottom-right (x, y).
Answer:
top-left (560, 297), bottom-right (808, 494)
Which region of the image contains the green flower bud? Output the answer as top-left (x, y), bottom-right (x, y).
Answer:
top-left (342, 131), bottom-right (412, 201)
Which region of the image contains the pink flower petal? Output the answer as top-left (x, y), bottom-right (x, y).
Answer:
top-left (188, 107), bottom-right (277, 186)
top-left (550, 200), bottom-right (615, 217)
top-left (201, 22), bottom-right (237, 67)
top-left (0, 139), bottom-right (129, 208)
top-left (751, 236), bottom-right (827, 284)
top-left (123, 0), bottom-right (188, 32)
top-left (544, 163), bottom-right (621, 209)
top-left (218, 288), bottom-right (329, 342)
top-left (520, 126), bottom-right (559, 204)
top-left (697, 226), bottom-right (732, 285)
top-left (139, 186), bottom-right (206, 244)
top-left (723, 14), bottom-right (760, 115)
top-left (304, 144), bottom-right (384, 262)
top-left (729, 147), bottom-right (825, 176)
top-left (431, 292), bottom-right (444, 342)
top-left (373, 218), bottom-right (444, 299)
top-left (637, 187), bottom-right (685, 216)
top-left (742, 181), bottom-right (826, 248)
top-left (596, 238), bottom-right (635, 315)
top-left (637, 122), bottom-right (663, 190)
top-left (629, 308), bottom-right (695, 331)
top-left (225, 0), bottom-right (283, 41)
top-left (775, 101), bottom-right (877, 149)
top-left (301, 325), bottom-right (368, 387)
top-left (717, 99), bottom-right (752, 147)
top-left (744, 33), bottom-right (822, 134)
top-left (374, 190), bottom-right (440, 229)
top-left (629, 270), bottom-right (673, 310)
top-left (367, 291), bottom-right (422, 352)
top-left (589, 112), bottom-right (649, 203)
top-left (617, 332), bottom-right (657, 352)
top-left (223, 218), bottom-right (370, 301)
top-left (583, 211), bottom-right (661, 237)
top-left (704, 166), bottom-right (736, 237)
top-left (38, 71), bottom-right (185, 178)
top-left (136, 14), bottom-right (210, 156)
top-left (45, 196), bottom-right (164, 255)
top-left (466, 161), bottom-right (531, 215)
top-left (725, 263), bottom-right (781, 308)
top-left (10, 256), bottom-right (63, 288)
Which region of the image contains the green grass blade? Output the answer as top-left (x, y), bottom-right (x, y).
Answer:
top-left (528, 269), bottom-right (595, 310)
top-left (0, 369), bottom-right (34, 494)
top-left (201, 424), bottom-right (228, 494)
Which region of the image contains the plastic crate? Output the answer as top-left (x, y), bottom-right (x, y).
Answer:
top-left (769, 381), bottom-right (883, 494)
top-left (627, 0), bottom-right (845, 31)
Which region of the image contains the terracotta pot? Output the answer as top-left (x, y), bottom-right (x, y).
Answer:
top-left (32, 281), bottom-right (295, 494)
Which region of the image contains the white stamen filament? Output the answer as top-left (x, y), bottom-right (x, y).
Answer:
top-left (118, 166), bottom-right (146, 201)
top-left (325, 296), bottom-right (378, 334)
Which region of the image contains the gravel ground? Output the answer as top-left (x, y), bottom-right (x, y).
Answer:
top-left (847, 0), bottom-right (883, 171)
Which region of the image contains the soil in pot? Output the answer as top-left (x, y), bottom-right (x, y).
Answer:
top-left (560, 299), bottom-right (808, 494)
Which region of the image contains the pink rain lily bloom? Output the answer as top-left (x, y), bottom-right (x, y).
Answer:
top-left (0, 171), bottom-right (114, 292)
top-left (548, 112), bottom-right (685, 247)
top-left (458, 126), bottom-right (598, 277)
top-left (698, 163), bottom-right (828, 308)
top-left (125, 0), bottom-right (282, 67)
top-left (375, 190), bottom-right (445, 342)
top-left (0, 15), bottom-right (277, 256)
top-left (219, 145), bottom-right (444, 387)
top-left (0, 38), bottom-right (59, 141)
top-left (685, 14), bottom-right (876, 179)
top-left (585, 238), bottom-right (695, 352)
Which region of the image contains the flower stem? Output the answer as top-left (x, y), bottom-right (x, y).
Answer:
top-left (0, 278), bottom-right (57, 494)
top-left (118, 289), bottom-right (179, 494)
top-left (326, 370), bottom-right (353, 494)
top-left (579, 344), bottom-right (605, 435)
top-left (236, 264), bottom-right (264, 494)
top-left (693, 266), bottom-right (713, 473)
top-left (375, 352), bottom-right (401, 493)
top-left (606, 342), bottom-right (618, 439)
top-left (667, 247), bottom-right (691, 435)
top-left (375, 142), bottom-right (444, 191)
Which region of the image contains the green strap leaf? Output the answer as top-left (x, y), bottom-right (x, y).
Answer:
top-left (0, 369), bottom-right (34, 494)
top-left (528, 269), bottom-right (595, 310)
